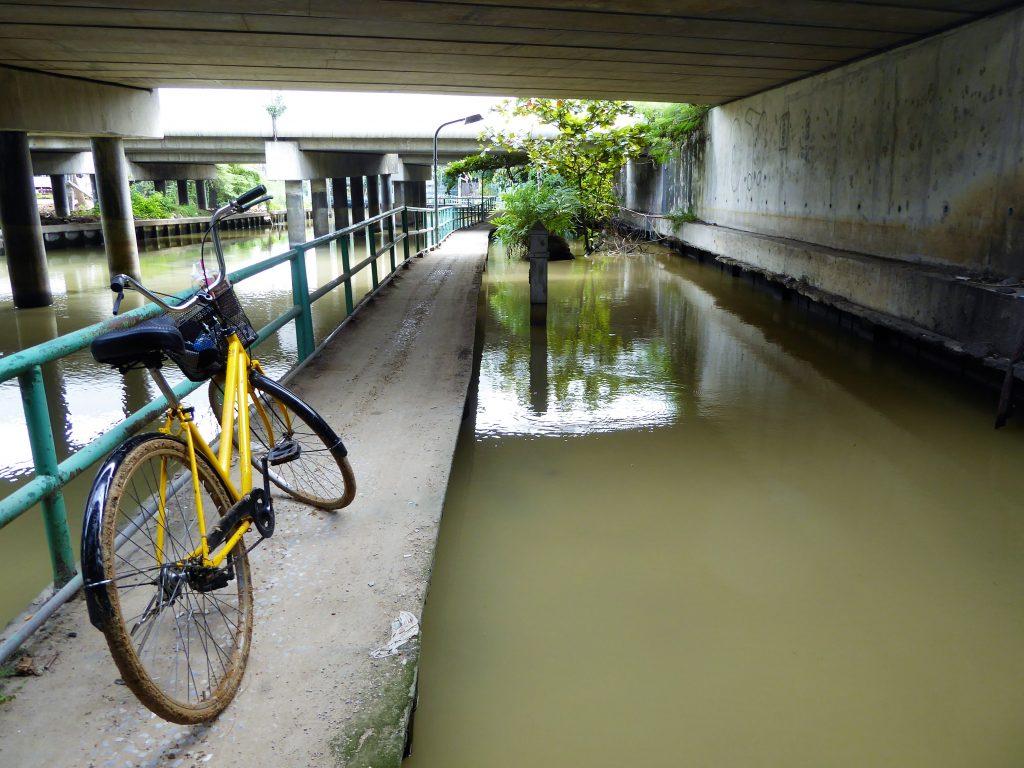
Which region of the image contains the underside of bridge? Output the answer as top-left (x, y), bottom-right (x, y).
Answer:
top-left (0, 1), bottom-right (1018, 102)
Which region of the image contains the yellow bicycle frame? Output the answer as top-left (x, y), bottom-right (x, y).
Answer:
top-left (153, 333), bottom-right (290, 569)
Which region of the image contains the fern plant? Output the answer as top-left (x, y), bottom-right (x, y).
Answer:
top-left (491, 181), bottom-right (580, 258)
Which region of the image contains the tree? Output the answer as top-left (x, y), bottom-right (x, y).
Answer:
top-left (265, 95), bottom-right (287, 141)
top-left (483, 99), bottom-right (647, 247)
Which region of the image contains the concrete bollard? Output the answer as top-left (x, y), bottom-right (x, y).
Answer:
top-left (528, 222), bottom-right (549, 326)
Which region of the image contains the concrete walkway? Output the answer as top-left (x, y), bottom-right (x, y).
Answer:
top-left (0, 225), bottom-right (490, 767)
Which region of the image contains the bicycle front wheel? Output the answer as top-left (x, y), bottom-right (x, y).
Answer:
top-left (88, 434), bottom-right (254, 724)
top-left (209, 372), bottom-right (356, 510)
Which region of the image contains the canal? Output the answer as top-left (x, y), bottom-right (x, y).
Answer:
top-left (0, 224), bottom-right (389, 626)
top-left (407, 243), bottom-right (1024, 766)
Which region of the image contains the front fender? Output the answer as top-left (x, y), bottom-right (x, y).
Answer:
top-left (81, 433), bottom-right (178, 631)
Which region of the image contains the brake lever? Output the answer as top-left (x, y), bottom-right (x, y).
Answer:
top-left (110, 276), bottom-right (127, 316)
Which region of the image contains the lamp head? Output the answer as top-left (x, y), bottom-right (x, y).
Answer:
top-left (463, 114), bottom-right (484, 125)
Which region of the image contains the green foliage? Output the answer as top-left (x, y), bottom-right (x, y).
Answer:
top-left (664, 207), bottom-right (700, 227)
top-left (130, 189), bottom-right (173, 219)
top-left (441, 152), bottom-right (529, 192)
top-left (636, 103), bottom-right (710, 164)
top-left (213, 164), bottom-right (264, 203)
top-left (491, 179), bottom-right (580, 258)
top-left (484, 99), bottom-right (647, 228)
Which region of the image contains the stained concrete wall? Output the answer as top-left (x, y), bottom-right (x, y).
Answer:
top-left (621, 6), bottom-right (1024, 361)
top-left (633, 6), bottom-right (1024, 280)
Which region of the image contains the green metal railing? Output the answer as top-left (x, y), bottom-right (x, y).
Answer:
top-left (0, 198), bottom-right (494, 661)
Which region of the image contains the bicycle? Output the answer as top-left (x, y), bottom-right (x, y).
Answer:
top-left (81, 185), bottom-right (356, 724)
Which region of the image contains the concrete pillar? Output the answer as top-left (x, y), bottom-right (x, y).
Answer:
top-left (177, 179), bottom-right (189, 206)
top-left (349, 176), bottom-right (366, 225)
top-left (153, 179), bottom-right (167, 196)
top-left (391, 181), bottom-right (407, 207)
top-left (208, 185), bottom-right (218, 208)
top-left (331, 178), bottom-right (349, 230)
top-left (381, 175), bottom-right (393, 211)
top-left (285, 179), bottom-right (305, 246)
top-left (0, 131), bottom-right (52, 307)
top-left (49, 174), bottom-right (70, 218)
top-left (196, 179), bottom-right (208, 210)
top-left (91, 137), bottom-right (141, 280)
top-left (311, 178), bottom-right (330, 237)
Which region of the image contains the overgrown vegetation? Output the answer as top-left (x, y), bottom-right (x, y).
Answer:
top-left (441, 152), bottom-right (529, 193)
top-left (484, 99), bottom-right (647, 247)
top-left (491, 179), bottom-right (580, 258)
top-left (636, 103), bottom-right (711, 163)
top-left (664, 207), bottom-right (700, 227)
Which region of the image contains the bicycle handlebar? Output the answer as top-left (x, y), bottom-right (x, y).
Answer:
top-left (110, 185), bottom-right (274, 315)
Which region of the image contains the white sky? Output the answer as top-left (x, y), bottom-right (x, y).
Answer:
top-left (158, 88), bottom-right (510, 138)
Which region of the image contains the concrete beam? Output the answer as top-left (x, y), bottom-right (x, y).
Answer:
top-left (265, 141), bottom-right (409, 181)
top-left (128, 162), bottom-right (218, 181)
top-left (0, 66), bottom-right (160, 138)
top-left (30, 151), bottom-right (94, 175)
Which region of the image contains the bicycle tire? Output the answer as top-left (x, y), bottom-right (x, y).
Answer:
top-left (83, 434), bottom-right (253, 724)
top-left (208, 372), bottom-right (356, 510)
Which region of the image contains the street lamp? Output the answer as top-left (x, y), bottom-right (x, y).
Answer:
top-left (433, 113), bottom-right (483, 245)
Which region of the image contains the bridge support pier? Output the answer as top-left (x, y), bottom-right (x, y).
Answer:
top-left (91, 137), bottom-right (141, 280)
top-left (176, 179), bottom-right (188, 206)
top-left (349, 176), bottom-right (366, 226)
top-left (153, 179), bottom-right (167, 196)
top-left (49, 174), bottom-right (70, 218)
top-left (196, 179), bottom-right (208, 210)
top-left (285, 180), bottom-right (305, 246)
top-left (331, 178), bottom-right (349, 230)
top-left (0, 131), bottom-right (53, 308)
top-left (311, 178), bottom-right (330, 238)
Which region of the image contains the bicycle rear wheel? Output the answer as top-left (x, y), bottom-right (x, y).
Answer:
top-left (209, 372), bottom-right (356, 510)
top-left (86, 434), bottom-right (253, 724)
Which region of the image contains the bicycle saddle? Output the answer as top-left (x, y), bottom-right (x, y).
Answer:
top-left (91, 316), bottom-right (185, 370)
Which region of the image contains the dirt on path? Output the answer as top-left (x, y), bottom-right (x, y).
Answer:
top-left (0, 225), bottom-right (491, 768)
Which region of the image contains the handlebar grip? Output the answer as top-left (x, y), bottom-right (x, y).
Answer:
top-left (234, 185), bottom-right (267, 208)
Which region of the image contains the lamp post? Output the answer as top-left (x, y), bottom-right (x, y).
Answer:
top-left (433, 113), bottom-right (483, 246)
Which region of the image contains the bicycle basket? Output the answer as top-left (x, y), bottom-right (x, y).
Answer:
top-left (166, 288), bottom-right (258, 382)
top-left (167, 299), bottom-right (227, 382)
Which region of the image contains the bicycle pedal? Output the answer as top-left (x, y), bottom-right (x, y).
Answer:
top-left (266, 440), bottom-right (300, 466)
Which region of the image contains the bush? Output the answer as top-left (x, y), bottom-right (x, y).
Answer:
top-left (491, 180), bottom-right (580, 258)
top-left (131, 190), bottom-right (173, 219)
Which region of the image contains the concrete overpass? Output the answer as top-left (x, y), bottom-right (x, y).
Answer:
top-left (0, 1), bottom-right (1016, 103)
top-left (0, 0), bottom-right (1022, 365)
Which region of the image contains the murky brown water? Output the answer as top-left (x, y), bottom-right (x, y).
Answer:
top-left (0, 224), bottom-right (396, 625)
top-left (406, 244), bottom-right (1024, 767)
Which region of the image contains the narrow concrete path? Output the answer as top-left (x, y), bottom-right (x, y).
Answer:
top-left (0, 225), bottom-right (490, 768)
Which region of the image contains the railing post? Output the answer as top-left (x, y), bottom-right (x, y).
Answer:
top-left (387, 212), bottom-right (397, 272)
top-left (340, 235), bottom-right (354, 316)
top-left (290, 249), bottom-right (316, 361)
top-left (401, 208), bottom-right (411, 264)
top-left (18, 365), bottom-right (75, 587)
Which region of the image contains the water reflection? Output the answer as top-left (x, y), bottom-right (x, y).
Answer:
top-left (477, 253), bottom-right (680, 436)
top-left (410, 242), bottom-right (1024, 768)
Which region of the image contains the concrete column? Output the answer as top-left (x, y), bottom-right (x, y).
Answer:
top-left (208, 185), bottom-right (218, 208)
top-left (391, 181), bottom-right (407, 207)
top-left (416, 181), bottom-right (428, 208)
top-left (285, 179), bottom-right (305, 246)
top-left (311, 178), bottom-right (330, 237)
top-left (196, 179), bottom-right (208, 210)
top-left (367, 176), bottom-right (381, 225)
top-left (349, 176), bottom-right (366, 225)
top-left (331, 177), bottom-right (349, 230)
top-left (0, 131), bottom-right (52, 307)
top-left (49, 174), bottom-right (70, 218)
top-left (153, 179), bottom-right (167, 196)
top-left (91, 137), bottom-right (141, 280)
top-left (176, 179), bottom-right (189, 206)
top-left (381, 174), bottom-right (393, 211)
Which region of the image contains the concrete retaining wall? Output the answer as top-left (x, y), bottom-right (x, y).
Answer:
top-left (622, 5), bottom-right (1024, 359)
